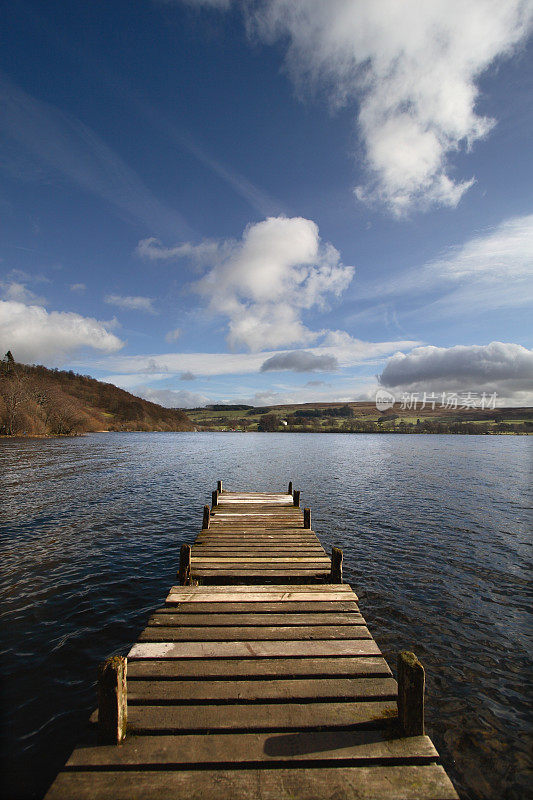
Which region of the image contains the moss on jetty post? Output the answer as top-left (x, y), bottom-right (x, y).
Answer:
top-left (397, 651), bottom-right (425, 735)
top-left (98, 656), bottom-right (127, 745)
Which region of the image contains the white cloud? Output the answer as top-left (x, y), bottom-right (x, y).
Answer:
top-left (379, 341), bottom-right (533, 402)
top-left (137, 237), bottom-right (219, 264)
top-left (249, 0), bottom-right (533, 214)
top-left (191, 216), bottom-right (355, 350)
top-left (133, 386), bottom-right (211, 409)
top-left (0, 300), bottom-right (124, 364)
top-left (0, 280), bottom-right (46, 305)
top-left (165, 327), bottom-right (181, 343)
top-left (86, 333), bottom-right (419, 379)
top-left (260, 350), bottom-right (338, 372)
top-left (104, 294), bottom-right (157, 314)
top-left (358, 212), bottom-right (533, 318)
top-left (70, 283), bottom-right (86, 293)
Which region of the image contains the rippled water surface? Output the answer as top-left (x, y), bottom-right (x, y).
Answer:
top-left (0, 432), bottom-right (531, 799)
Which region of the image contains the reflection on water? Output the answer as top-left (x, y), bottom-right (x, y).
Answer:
top-left (0, 432), bottom-right (531, 799)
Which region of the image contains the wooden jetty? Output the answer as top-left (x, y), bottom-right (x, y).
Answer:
top-left (45, 484), bottom-right (459, 800)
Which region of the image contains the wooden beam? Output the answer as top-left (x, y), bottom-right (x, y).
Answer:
top-left (331, 547), bottom-right (343, 584)
top-left (217, 480), bottom-right (223, 493)
top-left (293, 490), bottom-right (300, 507)
top-left (303, 508), bottom-right (311, 529)
top-left (178, 544), bottom-right (191, 586)
top-left (97, 656), bottom-right (127, 745)
top-left (288, 481), bottom-right (293, 495)
top-left (397, 651), bottom-right (425, 736)
top-left (202, 505), bottom-right (210, 530)
top-left (212, 490), bottom-right (218, 508)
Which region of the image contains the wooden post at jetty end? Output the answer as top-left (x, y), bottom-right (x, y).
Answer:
top-left (178, 543), bottom-right (191, 586)
top-left (45, 484), bottom-right (459, 800)
top-left (398, 651), bottom-right (425, 736)
top-left (293, 489), bottom-right (300, 507)
top-left (217, 480), bottom-right (223, 493)
top-left (202, 505), bottom-right (210, 530)
top-left (97, 656), bottom-right (127, 745)
top-left (211, 489), bottom-right (218, 508)
top-left (288, 480), bottom-right (293, 494)
top-left (331, 546), bottom-right (343, 583)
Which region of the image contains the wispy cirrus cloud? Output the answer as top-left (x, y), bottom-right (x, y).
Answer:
top-left (0, 73), bottom-right (189, 237)
top-left (104, 294), bottom-right (157, 314)
top-left (357, 213), bottom-right (533, 319)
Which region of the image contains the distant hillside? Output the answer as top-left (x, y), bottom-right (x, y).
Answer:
top-left (186, 400), bottom-right (533, 435)
top-left (0, 352), bottom-right (194, 436)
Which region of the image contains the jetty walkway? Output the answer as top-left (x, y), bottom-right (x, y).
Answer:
top-left (45, 484), bottom-right (459, 799)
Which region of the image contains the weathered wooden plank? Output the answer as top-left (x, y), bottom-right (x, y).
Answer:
top-left (191, 557), bottom-right (332, 564)
top-left (128, 677), bottom-right (397, 703)
top-left (127, 656), bottom-right (392, 679)
top-left (166, 592), bottom-right (355, 603)
top-left (155, 601), bottom-right (361, 613)
top-left (65, 732), bottom-right (437, 769)
top-left (167, 584), bottom-right (354, 593)
top-left (126, 699), bottom-right (397, 732)
top-left (138, 625), bottom-right (372, 642)
top-left (128, 640), bottom-right (381, 659)
top-left (45, 765), bottom-right (459, 800)
top-left (147, 612), bottom-right (366, 626)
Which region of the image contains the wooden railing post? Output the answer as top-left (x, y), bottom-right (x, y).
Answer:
top-left (288, 480), bottom-right (293, 495)
top-left (98, 656), bottom-right (127, 744)
top-left (217, 480), bottom-right (223, 493)
top-left (293, 490), bottom-right (300, 507)
top-left (331, 546), bottom-right (343, 583)
top-left (397, 651), bottom-right (425, 735)
top-left (202, 505), bottom-right (210, 530)
top-left (303, 508), bottom-right (311, 528)
top-left (212, 490), bottom-right (218, 508)
top-left (179, 543), bottom-right (191, 585)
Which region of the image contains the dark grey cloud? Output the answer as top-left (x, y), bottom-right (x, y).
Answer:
top-left (379, 342), bottom-right (533, 400)
top-left (179, 371), bottom-right (196, 381)
top-left (260, 351), bottom-right (339, 373)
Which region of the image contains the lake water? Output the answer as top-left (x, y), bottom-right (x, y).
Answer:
top-left (0, 432), bottom-right (531, 799)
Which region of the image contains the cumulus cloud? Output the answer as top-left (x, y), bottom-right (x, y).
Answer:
top-left (247, 0), bottom-right (533, 214)
top-left (379, 341), bottom-right (533, 402)
top-left (0, 280), bottom-right (46, 305)
top-left (191, 216), bottom-right (354, 350)
top-left (135, 386), bottom-right (211, 409)
top-left (0, 300), bottom-right (124, 364)
top-left (138, 216), bottom-right (355, 350)
top-left (260, 350), bottom-right (338, 373)
top-left (104, 294), bottom-right (157, 314)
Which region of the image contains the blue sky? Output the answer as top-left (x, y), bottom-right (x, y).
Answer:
top-left (1, 0), bottom-right (532, 406)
